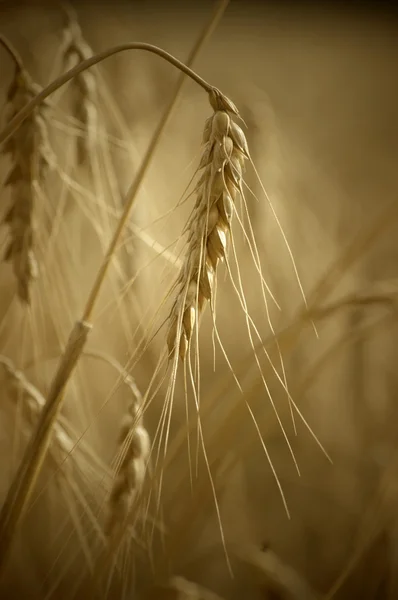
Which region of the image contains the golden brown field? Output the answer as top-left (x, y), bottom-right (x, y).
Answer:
top-left (1, 1), bottom-right (398, 598)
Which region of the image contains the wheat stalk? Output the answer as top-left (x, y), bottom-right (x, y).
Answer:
top-left (0, 37), bottom-right (53, 303)
top-left (167, 89), bottom-right (248, 361)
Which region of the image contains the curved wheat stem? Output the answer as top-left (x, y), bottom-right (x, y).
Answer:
top-left (0, 40), bottom-right (215, 147)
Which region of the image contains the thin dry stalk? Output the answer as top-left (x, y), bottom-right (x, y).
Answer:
top-left (0, 37), bottom-right (53, 303)
top-left (105, 374), bottom-right (150, 539)
top-left (59, 5), bottom-right (98, 164)
top-left (167, 89), bottom-right (249, 361)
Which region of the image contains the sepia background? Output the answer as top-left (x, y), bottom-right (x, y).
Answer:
top-left (0, 0), bottom-right (398, 598)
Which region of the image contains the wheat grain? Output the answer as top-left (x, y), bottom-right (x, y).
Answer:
top-left (1, 55), bottom-right (52, 303)
top-left (105, 372), bottom-right (150, 539)
top-left (166, 89), bottom-right (248, 361)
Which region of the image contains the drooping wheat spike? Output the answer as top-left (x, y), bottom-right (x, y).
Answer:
top-left (1, 58), bottom-right (52, 303)
top-left (105, 373), bottom-right (150, 539)
top-left (167, 89), bottom-right (249, 361)
top-left (60, 5), bottom-right (98, 165)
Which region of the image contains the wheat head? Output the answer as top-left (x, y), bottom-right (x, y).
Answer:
top-left (1, 65), bottom-right (52, 303)
top-left (105, 372), bottom-right (150, 539)
top-left (60, 9), bottom-right (98, 165)
top-left (166, 89), bottom-right (248, 361)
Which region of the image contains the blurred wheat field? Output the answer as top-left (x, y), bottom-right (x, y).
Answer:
top-left (1, 1), bottom-right (398, 598)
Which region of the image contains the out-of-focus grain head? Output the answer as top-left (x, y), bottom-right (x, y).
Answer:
top-left (59, 2), bottom-right (99, 165)
top-left (105, 372), bottom-right (150, 542)
top-left (0, 37), bottom-right (53, 303)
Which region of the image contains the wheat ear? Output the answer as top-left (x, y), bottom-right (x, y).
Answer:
top-left (167, 89), bottom-right (248, 360)
top-left (59, 4), bottom-right (98, 164)
top-left (0, 38), bottom-right (52, 303)
top-left (105, 374), bottom-right (150, 539)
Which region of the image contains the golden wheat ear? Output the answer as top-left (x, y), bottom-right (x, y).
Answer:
top-left (166, 89), bottom-right (248, 362)
top-left (1, 43), bottom-right (53, 304)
